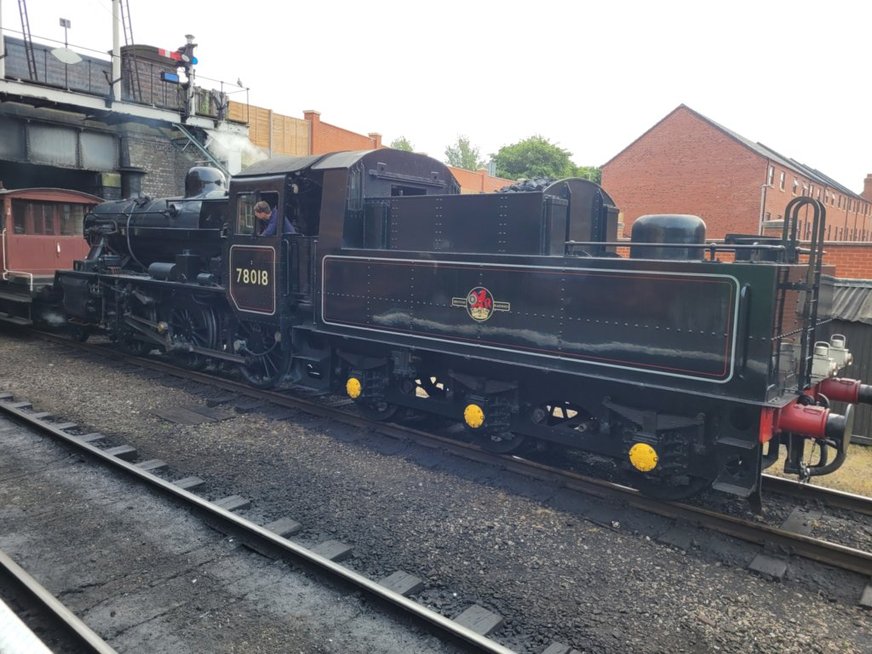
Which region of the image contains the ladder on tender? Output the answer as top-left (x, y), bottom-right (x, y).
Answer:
top-left (782, 197), bottom-right (827, 390)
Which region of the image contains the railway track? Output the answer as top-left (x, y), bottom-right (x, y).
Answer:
top-left (0, 394), bottom-right (518, 653)
top-left (25, 332), bottom-right (872, 584)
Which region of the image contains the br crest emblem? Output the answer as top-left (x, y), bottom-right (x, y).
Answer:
top-left (451, 286), bottom-right (511, 322)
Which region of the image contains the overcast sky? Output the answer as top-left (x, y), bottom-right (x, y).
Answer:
top-left (2, 0), bottom-right (870, 192)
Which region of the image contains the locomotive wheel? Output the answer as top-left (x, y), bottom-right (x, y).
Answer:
top-left (118, 302), bottom-right (156, 356)
top-left (236, 322), bottom-right (290, 388)
top-left (119, 334), bottom-right (150, 355)
top-left (479, 431), bottom-right (528, 454)
top-left (68, 325), bottom-right (91, 342)
top-left (168, 304), bottom-right (218, 370)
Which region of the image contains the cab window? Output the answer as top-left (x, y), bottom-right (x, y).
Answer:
top-left (237, 194), bottom-right (256, 235)
top-left (236, 191), bottom-right (279, 236)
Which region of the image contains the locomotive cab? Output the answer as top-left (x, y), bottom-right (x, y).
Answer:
top-left (224, 149), bottom-right (460, 387)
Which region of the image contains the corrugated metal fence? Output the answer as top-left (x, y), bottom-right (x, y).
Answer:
top-left (829, 319), bottom-right (872, 440)
top-left (830, 280), bottom-right (872, 442)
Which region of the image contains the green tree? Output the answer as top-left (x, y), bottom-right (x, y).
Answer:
top-left (444, 135), bottom-right (485, 171)
top-left (491, 135), bottom-right (576, 180)
top-left (574, 165), bottom-right (602, 184)
top-left (390, 136), bottom-right (414, 152)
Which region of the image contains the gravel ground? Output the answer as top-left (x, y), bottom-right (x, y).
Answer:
top-left (1, 329), bottom-right (870, 654)
top-left (0, 413), bottom-right (461, 654)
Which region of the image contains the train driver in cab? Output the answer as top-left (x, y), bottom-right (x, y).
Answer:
top-left (254, 200), bottom-right (295, 236)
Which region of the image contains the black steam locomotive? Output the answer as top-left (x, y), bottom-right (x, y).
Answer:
top-left (55, 149), bottom-right (869, 501)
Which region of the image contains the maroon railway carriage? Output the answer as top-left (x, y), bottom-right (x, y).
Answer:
top-left (0, 187), bottom-right (101, 325)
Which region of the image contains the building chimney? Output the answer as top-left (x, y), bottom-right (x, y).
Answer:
top-left (864, 174), bottom-right (872, 201)
top-left (368, 132), bottom-right (382, 149)
top-left (303, 110), bottom-right (320, 154)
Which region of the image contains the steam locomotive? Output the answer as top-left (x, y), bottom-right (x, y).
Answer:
top-left (53, 149), bottom-right (870, 502)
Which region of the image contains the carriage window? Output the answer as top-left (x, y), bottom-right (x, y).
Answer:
top-left (10, 200), bottom-right (86, 235)
top-left (60, 204), bottom-right (85, 235)
top-left (12, 200), bottom-right (26, 233)
top-left (29, 202), bottom-right (56, 235)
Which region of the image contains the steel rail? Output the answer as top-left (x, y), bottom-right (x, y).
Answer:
top-left (0, 395), bottom-right (516, 654)
top-left (0, 548), bottom-right (117, 654)
top-left (762, 474), bottom-right (872, 517)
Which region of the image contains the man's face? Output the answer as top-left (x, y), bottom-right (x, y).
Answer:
top-left (255, 208), bottom-right (270, 222)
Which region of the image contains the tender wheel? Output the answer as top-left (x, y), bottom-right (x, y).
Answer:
top-left (630, 473), bottom-right (712, 501)
top-left (479, 431), bottom-right (528, 454)
top-left (167, 303), bottom-right (218, 370)
top-left (415, 375), bottom-right (449, 399)
top-left (356, 400), bottom-right (399, 421)
top-left (236, 322), bottom-right (290, 388)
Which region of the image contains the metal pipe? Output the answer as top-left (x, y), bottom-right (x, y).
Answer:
top-left (776, 402), bottom-right (831, 439)
top-left (0, 226), bottom-right (35, 290)
top-left (758, 165), bottom-right (772, 235)
top-left (818, 377), bottom-right (872, 405)
top-left (1, 227), bottom-right (6, 281)
top-left (111, 0), bottom-right (121, 102)
top-left (0, 0), bottom-right (6, 80)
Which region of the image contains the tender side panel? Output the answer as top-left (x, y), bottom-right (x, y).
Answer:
top-left (322, 256), bottom-right (739, 383)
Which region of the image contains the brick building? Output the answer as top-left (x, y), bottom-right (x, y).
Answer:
top-left (227, 102), bottom-right (510, 193)
top-left (602, 105), bottom-right (872, 244)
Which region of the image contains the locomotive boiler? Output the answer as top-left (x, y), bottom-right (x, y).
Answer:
top-left (55, 149), bottom-right (869, 502)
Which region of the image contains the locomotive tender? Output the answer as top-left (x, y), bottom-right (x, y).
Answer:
top-left (55, 149), bottom-right (870, 501)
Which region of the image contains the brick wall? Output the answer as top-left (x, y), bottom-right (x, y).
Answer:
top-left (304, 111), bottom-right (380, 154)
top-left (709, 243), bottom-right (872, 279)
top-left (602, 106), bottom-right (764, 240)
top-left (119, 123), bottom-right (199, 197)
top-left (450, 167), bottom-right (513, 193)
top-left (819, 243), bottom-right (872, 279)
